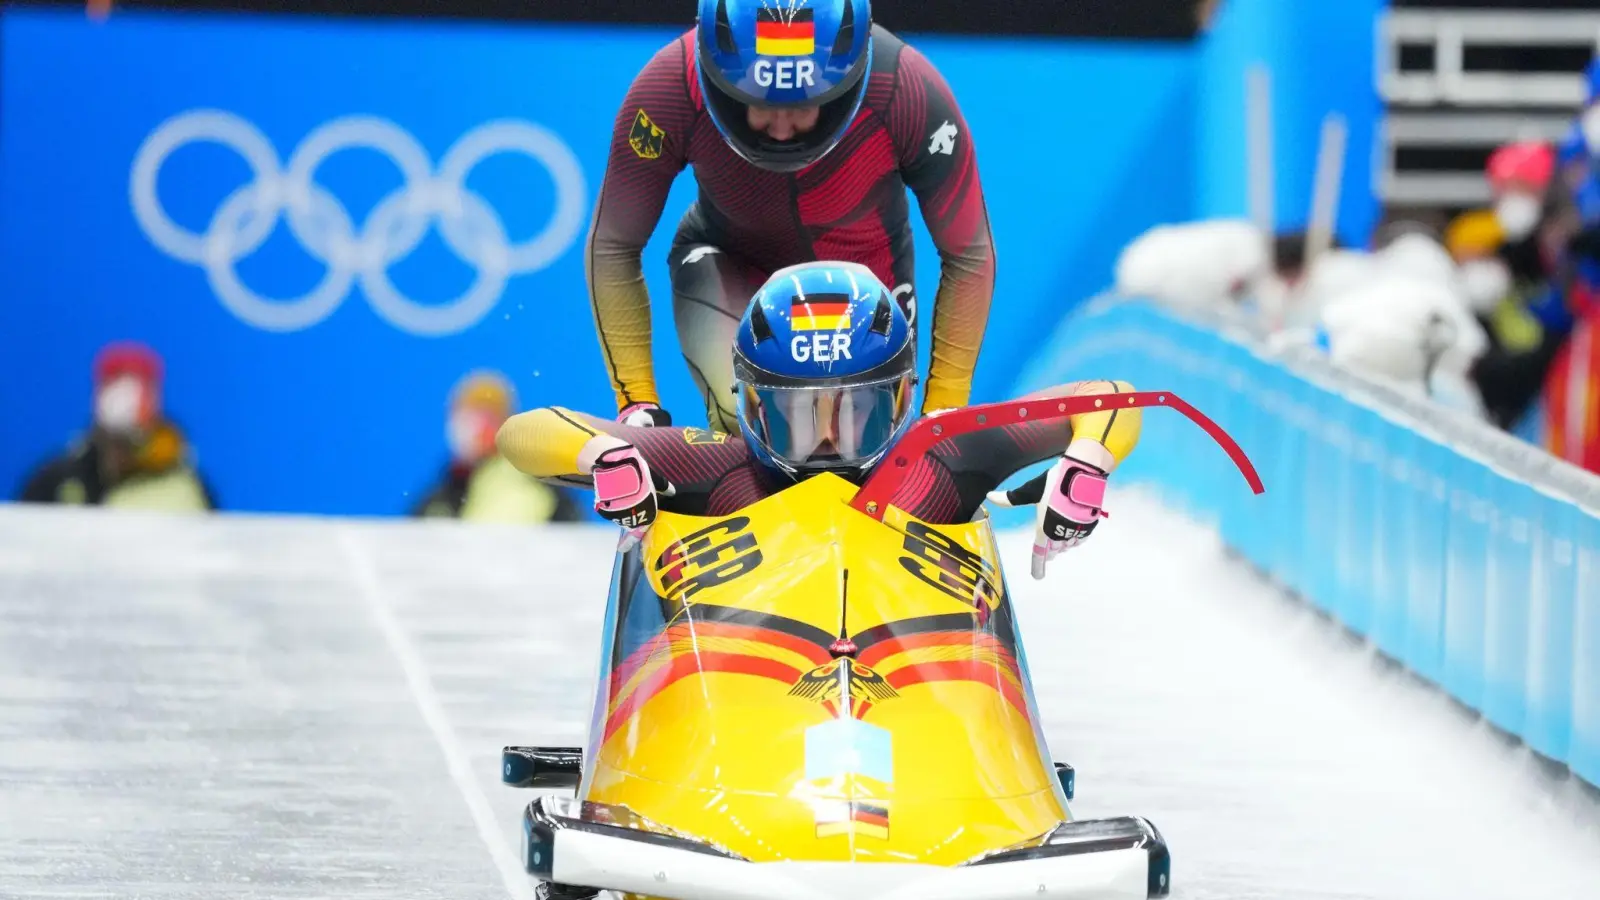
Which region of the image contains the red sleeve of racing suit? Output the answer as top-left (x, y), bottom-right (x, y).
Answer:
top-left (892, 421), bottom-right (1069, 525)
top-left (886, 46), bottom-right (997, 413)
top-left (890, 381), bottom-right (1141, 523)
top-left (621, 421), bottom-right (760, 514)
top-left (587, 33), bottom-right (697, 412)
top-left (503, 408), bottom-right (760, 517)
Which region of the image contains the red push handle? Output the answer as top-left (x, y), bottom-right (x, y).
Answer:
top-left (849, 390), bottom-right (1265, 521)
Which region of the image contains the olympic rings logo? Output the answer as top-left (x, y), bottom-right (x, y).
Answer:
top-left (130, 110), bottom-right (587, 336)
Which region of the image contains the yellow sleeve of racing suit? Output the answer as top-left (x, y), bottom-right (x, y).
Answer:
top-left (496, 408), bottom-right (612, 481)
top-left (1031, 380), bottom-right (1142, 470)
top-left (1071, 380), bottom-right (1141, 466)
top-left (919, 379), bottom-right (1141, 523)
top-left (587, 36), bottom-right (695, 412)
top-left (890, 46), bottom-right (995, 413)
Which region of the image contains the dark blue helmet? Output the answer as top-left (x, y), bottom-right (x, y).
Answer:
top-left (733, 261), bottom-right (916, 482)
top-left (696, 0), bottom-right (873, 173)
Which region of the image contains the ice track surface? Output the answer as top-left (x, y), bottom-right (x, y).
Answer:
top-left (2, 494), bottom-right (1599, 900)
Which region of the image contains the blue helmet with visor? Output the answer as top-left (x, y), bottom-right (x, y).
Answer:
top-left (732, 261), bottom-right (916, 482)
top-left (696, 0), bottom-right (873, 173)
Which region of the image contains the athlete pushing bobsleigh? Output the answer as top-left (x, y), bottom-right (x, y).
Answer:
top-left (587, 0), bottom-right (995, 434)
top-left (504, 261), bottom-right (1140, 578)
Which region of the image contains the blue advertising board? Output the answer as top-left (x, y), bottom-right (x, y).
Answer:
top-left (1, 9), bottom-right (687, 514)
top-left (1573, 504), bottom-right (1600, 785)
top-left (0, 6), bottom-right (1198, 514)
top-left (1525, 491), bottom-right (1577, 762)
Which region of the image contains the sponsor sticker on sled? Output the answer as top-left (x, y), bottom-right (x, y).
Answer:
top-left (804, 717), bottom-right (893, 782)
top-left (814, 799), bottom-right (889, 840)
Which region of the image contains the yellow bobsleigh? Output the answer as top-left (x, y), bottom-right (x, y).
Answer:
top-left (502, 393), bottom-right (1263, 900)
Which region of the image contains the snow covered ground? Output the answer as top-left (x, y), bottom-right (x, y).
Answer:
top-left (1, 494), bottom-right (1597, 899)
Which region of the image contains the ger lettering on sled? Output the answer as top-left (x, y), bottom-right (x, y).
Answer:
top-left (503, 392), bottom-right (1263, 900)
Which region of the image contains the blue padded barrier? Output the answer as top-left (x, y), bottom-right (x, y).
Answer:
top-left (1015, 297), bottom-right (1600, 787)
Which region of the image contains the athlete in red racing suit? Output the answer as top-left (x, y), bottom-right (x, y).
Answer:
top-left (589, 12), bottom-right (994, 432)
top-left (512, 259), bottom-right (1139, 580)
top-left (497, 383), bottom-right (1138, 527)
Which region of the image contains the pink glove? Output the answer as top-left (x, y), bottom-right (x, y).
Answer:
top-left (592, 444), bottom-right (673, 547)
top-left (987, 455), bottom-right (1109, 580)
top-left (618, 403), bottom-right (672, 428)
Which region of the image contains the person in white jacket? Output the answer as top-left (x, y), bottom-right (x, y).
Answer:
top-left (1114, 217), bottom-right (1490, 416)
top-left (1113, 219), bottom-right (1308, 328)
top-left (1314, 233), bottom-right (1490, 418)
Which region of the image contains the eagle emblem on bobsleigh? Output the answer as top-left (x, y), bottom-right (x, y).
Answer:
top-left (789, 658), bottom-right (899, 717)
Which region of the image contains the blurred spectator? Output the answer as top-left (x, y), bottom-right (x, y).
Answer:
top-left (1316, 230), bottom-right (1490, 419)
top-left (1114, 219), bottom-right (1266, 312)
top-left (1113, 219), bottom-right (1311, 328)
top-left (1517, 66), bottom-right (1600, 471)
top-left (1486, 141), bottom-right (1556, 292)
top-left (1111, 65), bottom-right (1600, 460)
top-left (1446, 209), bottom-right (1536, 353)
top-left (1542, 311), bottom-right (1599, 471)
top-left (1317, 278), bottom-right (1457, 392)
top-left (1445, 197), bottom-right (1575, 431)
top-left (412, 370), bottom-right (581, 523)
top-left (17, 341), bottom-right (216, 511)
top-left (1539, 206), bottom-right (1600, 470)
top-left (1295, 246), bottom-right (1379, 322)
top-left (1570, 60), bottom-right (1600, 185)
top-left (1446, 209), bottom-right (1516, 329)
top-left (1117, 215), bottom-right (1490, 413)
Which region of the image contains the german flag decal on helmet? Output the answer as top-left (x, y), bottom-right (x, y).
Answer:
top-left (755, 7), bottom-right (815, 56)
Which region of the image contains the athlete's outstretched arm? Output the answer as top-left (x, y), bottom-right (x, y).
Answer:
top-left (889, 46), bottom-right (996, 414)
top-left (1014, 380), bottom-right (1143, 473)
top-left (903, 381), bottom-right (1140, 523)
top-left (989, 381), bottom-right (1141, 576)
top-left (497, 408), bottom-right (626, 486)
top-left (497, 406), bottom-right (745, 513)
top-left (587, 36), bottom-right (695, 413)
